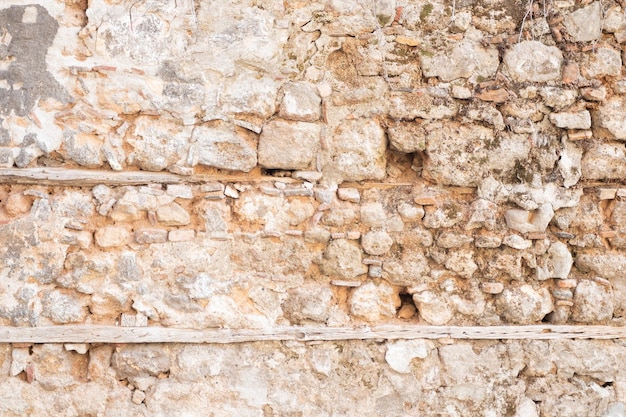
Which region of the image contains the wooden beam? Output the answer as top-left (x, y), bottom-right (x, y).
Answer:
top-left (0, 324), bottom-right (625, 344)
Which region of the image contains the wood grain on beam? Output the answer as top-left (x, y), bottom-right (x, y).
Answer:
top-left (0, 325), bottom-right (624, 344)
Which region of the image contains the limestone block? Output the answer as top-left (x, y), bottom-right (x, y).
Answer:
top-left (582, 143), bottom-right (626, 180)
top-left (42, 291), bottom-right (85, 324)
top-left (135, 229), bottom-right (168, 244)
top-left (382, 253), bottom-right (430, 286)
top-left (385, 340), bottom-right (431, 373)
top-left (571, 280), bottom-right (613, 323)
top-left (282, 284), bottom-right (334, 323)
top-left (582, 47), bottom-right (623, 78)
top-left (388, 92), bottom-right (458, 120)
top-left (320, 239), bottom-right (367, 279)
top-left (539, 87), bottom-right (578, 110)
top-left (192, 123), bottom-right (257, 172)
top-left (360, 203), bottom-right (387, 228)
top-left (156, 203), bottom-right (190, 226)
top-left (350, 281), bottom-right (399, 321)
top-left (504, 204), bottom-right (554, 234)
top-left (95, 227), bottom-right (130, 247)
top-left (279, 82), bottom-right (321, 122)
top-left (130, 116), bottom-right (189, 171)
top-left (112, 345), bottom-right (171, 379)
top-left (564, 2), bottom-right (602, 42)
top-left (420, 36), bottom-right (499, 82)
top-left (258, 120), bottom-right (320, 170)
top-left (361, 230), bottom-right (393, 255)
top-left (387, 121), bottom-right (427, 153)
top-left (412, 291), bottom-right (455, 325)
top-left (504, 41), bottom-right (563, 82)
top-left (326, 119), bottom-right (386, 181)
top-left (593, 97), bottom-right (626, 140)
top-left (424, 124), bottom-right (530, 186)
top-left (549, 111), bottom-right (591, 130)
top-left (496, 285), bottom-right (554, 324)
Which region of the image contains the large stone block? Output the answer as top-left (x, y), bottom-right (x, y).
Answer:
top-left (192, 123), bottom-right (257, 172)
top-left (504, 41), bottom-right (563, 82)
top-left (258, 120), bottom-right (320, 170)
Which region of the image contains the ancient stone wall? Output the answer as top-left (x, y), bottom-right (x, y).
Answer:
top-left (1, 0), bottom-right (626, 415)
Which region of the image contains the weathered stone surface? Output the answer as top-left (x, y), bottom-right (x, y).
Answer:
top-left (504, 204), bottom-right (554, 234)
top-left (582, 143), bottom-right (626, 180)
top-left (386, 121), bottom-right (426, 153)
top-left (424, 124), bottom-right (530, 186)
top-left (350, 281), bottom-right (399, 321)
top-left (258, 120), bottom-right (320, 170)
top-left (571, 280), bottom-right (613, 323)
top-left (279, 82), bottom-right (321, 122)
top-left (130, 117), bottom-right (189, 171)
top-left (320, 239), bottom-right (367, 279)
top-left (564, 2), bottom-right (603, 42)
top-left (594, 97), bottom-right (626, 140)
top-left (156, 203), bottom-right (190, 226)
top-left (361, 230), bottom-right (393, 255)
top-left (191, 124), bottom-right (257, 172)
top-left (549, 111), bottom-right (591, 130)
top-left (412, 291), bottom-right (455, 325)
top-left (496, 285), bottom-right (554, 324)
top-left (385, 340), bottom-right (431, 373)
top-left (112, 345), bottom-right (171, 380)
top-left (325, 119), bottom-right (386, 181)
top-left (282, 284), bottom-right (333, 323)
top-left (581, 48), bottom-right (623, 78)
top-left (95, 227), bottom-right (130, 247)
top-left (504, 41), bottom-right (563, 82)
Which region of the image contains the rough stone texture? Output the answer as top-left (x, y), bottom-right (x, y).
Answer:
top-left (258, 120), bottom-right (320, 170)
top-left (2, 0), bottom-right (626, 413)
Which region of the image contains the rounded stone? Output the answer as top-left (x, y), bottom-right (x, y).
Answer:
top-left (361, 230), bottom-right (393, 255)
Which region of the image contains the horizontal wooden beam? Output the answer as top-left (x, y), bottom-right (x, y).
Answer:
top-left (0, 324), bottom-right (625, 344)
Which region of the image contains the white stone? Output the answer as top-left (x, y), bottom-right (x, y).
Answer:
top-left (514, 398), bottom-right (540, 417)
top-left (320, 239), bottom-right (367, 278)
top-left (582, 47), bottom-right (623, 78)
top-left (559, 138), bottom-right (582, 188)
top-left (582, 143), bottom-right (626, 180)
top-left (95, 226), bottom-right (130, 247)
top-left (350, 281), bottom-right (399, 321)
top-left (361, 230), bottom-right (393, 255)
top-left (496, 285), bottom-right (554, 324)
top-left (571, 280), bottom-right (614, 323)
top-left (156, 203), bottom-right (190, 226)
top-left (397, 202), bottom-right (425, 221)
top-left (337, 187), bottom-right (360, 203)
top-left (444, 250), bottom-right (477, 278)
top-left (549, 111), bottom-right (591, 130)
top-left (258, 120), bottom-right (321, 170)
top-left (387, 121), bottom-right (426, 153)
top-left (385, 340), bottom-right (431, 373)
top-left (564, 2), bottom-right (602, 42)
top-left (412, 291), bottom-right (455, 325)
top-left (192, 123), bottom-right (257, 172)
top-left (166, 184), bottom-right (193, 199)
top-left (594, 97), bottom-right (626, 140)
top-left (504, 204), bottom-right (554, 234)
top-left (504, 41), bottom-right (563, 82)
top-left (360, 203), bottom-right (387, 228)
top-left (279, 82), bottom-right (321, 122)
top-left (503, 234), bottom-right (532, 250)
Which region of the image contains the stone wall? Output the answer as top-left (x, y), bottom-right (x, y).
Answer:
top-left (1, 0), bottom-right (626, 415)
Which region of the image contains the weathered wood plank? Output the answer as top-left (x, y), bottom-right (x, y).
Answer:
top-left (0, 325), bottom-right (624, 344)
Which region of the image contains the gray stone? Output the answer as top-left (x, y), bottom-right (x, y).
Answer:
top-left (420, 35), bottom-right (499, 82)
top-left (279, 82), bottom-right (321, 122)
top-left (571, 280), bottom-right (613, 323)
top-left (444, 250), bottom-right (477, 278)
top-left (320, 239), bottom-right (367, 278)
top-left (387, 121), bottom-right (427, 153)
top-left (424, 124), bottom-right (530, 186)
top-left (465, 198), bottom-right (497, 230)
top-left (112, 345), bottom-right (171, 379)
top-left (156, 203), bottom-right (190, 226)
top-left (496, 285), bottom-right (553, 324)
top-left (582, 47), bottom-right (623, 78)
top-left (382, 253), bottom-right (430, 286)
top-left (436, 232), bottom-right (474, 248)
top-left (564, 2), bottom-right (602, 42)
top-left (504, 41), bottom-right (563, 82)
top-left (388, 92), bottom-right (458, 120)
top-left (42, 291), bottom-right (85, 324)
top-left (130, 117), bottom-right (189, 171)
top-left (539, 87), bottom-right (578, 110)
top-left (258, 120), bottom-right (320, 170)
top-left (192, 123), bottom-right (257, 172)
top-left (594, 97), bottom-right (626, 140)
top-left (549, 111), bottom-right (591, 130)
top-left (282, 284), bottom-right (334, 323)
top-left (582, 143), bottom-right (626, 180)
top-left (361, 230), bottom-right (393, 255)
top-left (350, 281), bottom-right (399, 321)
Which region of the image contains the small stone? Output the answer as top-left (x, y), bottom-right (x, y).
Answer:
top-left (132, 390), bottom-right (146, 405)
top-left (331, 280), bottom-right (361, 287)
top-left (397, 202), bottom-right (425, 221)
top-left (549, 111), bottom-right (591, 130)
top-left (475, 88), bottom-right (509, 103)
top-left (304, 228), bottom-right (331, 243)
top-left (168, 229), bottom-right (195, 242)
top-left (397, 303), bottom-right (416, 319)
top-left (337, 187), bottom-right (360, 203)
top-left (320, 239), bottom-right (367, 278)
top-left (135, 229), bottom-right (168, 244)
top-left (279, 82), bottom-right (321, 122)
top-left (317, 83), bottom-right (332, 98)
top-left (368, 265), bottom-right (383, 278)
top-left (4, 194), bottom-right (31, 216)
top-left (496, 285), bottom-right (553, 324)
top-left (581, 86), bottom-right (607, 101)
top-left (436, 232), bottom-right (473, 248)
top-left (474, 235), bottom-right (502, 248)
top-left (582, 47), bottom-right (623, 78)
top-left (481, 282), bottom-right (504, 294)
top-left (224, 185), bottom-right (239, 199)
top-left (582, 143), bottom-right (626, 180)
top-left (292, 171), bottom-right (323, 182)
top-left (557, 279), bottom-right (578, 288)
top-left (360, 203), bottom-right (387, 228)
top-left (412, 291), bottom-right (455, 325)
top-left (385, 340), bottom-right (430, 373)
top-left (64, 344), bottom-right (89, 354)
top-left (395, 35), bottom-right (420, 46)
top-left (444, 250), bottom-right (477, 278)
top-left (192, 123), bottom-right (257, 172)
top-left (95, 227), bottom-right (130, 247)
top-left (539, 87), bottom-right (578, 109)
top-left (562, 62), bottom-right (580, 84)
top-left (166, 184), bottom-right (193, 199)
top-left (503, 234), bottom-right (532, 250)
top-left (156, 203), bottom-right (190, 226)
top-left (571, 279), bottom-right (613, 322)
top-left (387, 121), bottom-right (426, 153)
top-left (594, 97), bottom-right (626, 140)
top-left (282, 284), bottom-right (333, 323)
top-left (361, 230), bottom-right (393, 255)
